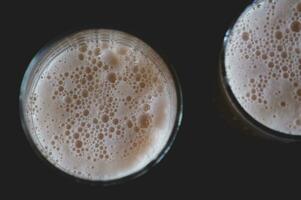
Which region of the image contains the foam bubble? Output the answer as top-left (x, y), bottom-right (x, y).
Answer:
top-left (24, 30), bottom-right (177, 181)
top-left (225, 0), bottom-right (301, 135)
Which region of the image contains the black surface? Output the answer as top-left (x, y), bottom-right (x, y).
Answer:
top-left (3, 0), bottom-right (301, 198)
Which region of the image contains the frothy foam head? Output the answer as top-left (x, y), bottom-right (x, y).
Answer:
top-left (225, 0), bottom-right (301, 135)
top-left (22, 30), bottom-right (178, 181)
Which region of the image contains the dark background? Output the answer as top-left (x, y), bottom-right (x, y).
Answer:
top-left (2, 0), bottom-right (301, 198)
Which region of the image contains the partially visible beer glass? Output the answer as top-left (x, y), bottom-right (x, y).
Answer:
top-left (220, 0), bottom-right (301, 142)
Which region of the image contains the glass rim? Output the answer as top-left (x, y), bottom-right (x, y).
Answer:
top-left (19, 28), bottom-right (183, 186)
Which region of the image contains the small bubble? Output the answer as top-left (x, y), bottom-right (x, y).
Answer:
top-left (126, 96), bottom-right (132, 102)
top-left (87, 74), bottom-right (93, 81)
top-left (80, 78), bottom-right (86, 85)
top-left (140, 82), bottom-right (146, 88)
top-left (79, 44), bottom-right (87, 52)
top-left (139, 114), bottom-right (151, 128)
top-left (242, 32), bottom-right (249, 41)
top-left (251, 95), bottom-right (257, 101)
top-left (281, 52), bottom-right (287, 59)
top-left (64, 96), bottom-right (72, 104)
top-left (85, 67), bottom-right (91, 74)
top-left (127, 120), bottom-right (133, 128)
top-left (78, 54), bottom-right (84, 60)
top-left (275, 31), bottom-right (283, 40)
top-left (73, 133), bottom-right (79, 139)
top-left (58, 86), bottom-right (64, 92)
top-left (83, 110), bottom-right (89, 116)
top-left (94, 48), bottom-right (101, 55)
top-left (268, 62), bottom-right (274, 68)
top-left (113, 118), bottom-right (119, 125)
top-left (291, 21), bottom-right (301, 32)
top-left (82, 90), bottom-right (89, 98)
top-left (134, 126), bottom-right (140, 133)
top-left (296, 119), bottom-right (301, 126)
top-left (107, 73), bottom-right (117, 83)
top-left (109, 127), bottom-right (115, 133)
top-left (283, 73), bottom-right (289, 79)
top-left (75, 140), bottom-right (83, 148)
top-left (98, 133), bottom-right (104, 140)
top-left (102, 114), bottom-right (109, 123)
top-left (297, 3), bottom-right (301, 12)
top-left (97, 61), bottom-right (103, 68)
top-left (144, 104), bottom-right (150, 111)
top-left (282, 66), bottom-right (288, 71)
top-left (297, 89), bottom-right (301, 96)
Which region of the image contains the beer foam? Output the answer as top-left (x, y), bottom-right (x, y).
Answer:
top-left (24, 30), bottom-right (177, 181)
top-left (225, 0), bottom-right (301, 135)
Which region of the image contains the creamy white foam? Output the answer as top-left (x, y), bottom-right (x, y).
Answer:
top-left (225, 0), bottom-right (301, 135)
top-left (24, 30), bottom-right (177, 181)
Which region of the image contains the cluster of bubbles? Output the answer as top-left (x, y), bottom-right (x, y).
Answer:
top-left (26, 32), bottom-right (172, 179)
top-left (225, 0), bottom-right (301, 134)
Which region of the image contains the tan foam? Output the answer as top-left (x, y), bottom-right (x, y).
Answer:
top-left (24, 30), bottom-right (177, 181)
top-left (225, 0), bottom-right (301, 135)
